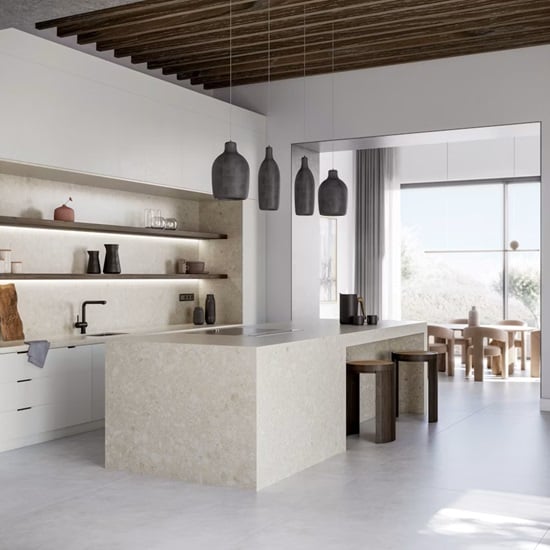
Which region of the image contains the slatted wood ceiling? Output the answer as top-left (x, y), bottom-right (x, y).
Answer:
top-left (36, 0), bottom-right (550, 89)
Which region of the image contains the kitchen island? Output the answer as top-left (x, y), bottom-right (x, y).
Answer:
top-left (105, 320), bottom-right (426, 490)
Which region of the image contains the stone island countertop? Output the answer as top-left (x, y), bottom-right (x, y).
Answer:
top-left (105, 320), bottom-right (427, 490)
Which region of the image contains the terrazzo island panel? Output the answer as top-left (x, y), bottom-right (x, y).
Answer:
top-left (105, 321), bottom-right (426, 490)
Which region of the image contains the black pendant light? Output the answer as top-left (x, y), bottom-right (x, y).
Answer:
top-left (258, 146), bottom-right (280, 210)
top-left (212, 0), bottom-right (250, 201)
top-left (258, 0), bottom-right (280, 211)
top-left (318, 22), bottom-right (347, 216)
top-left (319, 169), bottom-right (347, 215)
top-left (294, 156), bottom-right (315, 215)
top-left (294, 6), bottom-right (315, 216)
top-left (212, 141), bottom-right (250, 200)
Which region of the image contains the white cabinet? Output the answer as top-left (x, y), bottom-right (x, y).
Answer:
top-left (0, 344), bottom-right (105, 452)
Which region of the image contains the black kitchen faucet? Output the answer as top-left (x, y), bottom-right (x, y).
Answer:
top-left (74, 300), bottom-right (107, 334)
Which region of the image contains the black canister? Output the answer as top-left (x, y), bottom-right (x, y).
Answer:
top-left (86, 250), bottom-right (101, 274)
top-left (193, 306), bottom-right (204, 325)
top-left (339, 294), bottom-right (358, 325)
top-left (205, 294), bottom-right (216, 325)
top-left (103, 244), bottom-right (121, 274)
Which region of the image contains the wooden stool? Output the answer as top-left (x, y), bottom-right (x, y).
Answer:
top-left (391, 351), bottom-right (438, 423)
top-left (346, 360), bottom-right (396, 443)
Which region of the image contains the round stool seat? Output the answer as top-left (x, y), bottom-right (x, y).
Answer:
top-left (347, 359), bottom-right (394, 373)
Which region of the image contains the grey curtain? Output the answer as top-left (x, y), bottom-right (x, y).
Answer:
top-left (355, 149), bottom-right (387, 316)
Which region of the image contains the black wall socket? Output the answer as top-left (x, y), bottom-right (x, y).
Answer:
top-left (179, 293), bottom-right (195, 301)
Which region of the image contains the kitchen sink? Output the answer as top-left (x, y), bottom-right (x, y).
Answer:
top-left (86, 332), bottom-right (128, 337)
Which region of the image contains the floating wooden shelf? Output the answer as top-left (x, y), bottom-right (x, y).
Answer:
top-left (0, 274), bottom-right (228, 280)
top-left (0, 216), bottom-right (227, 240)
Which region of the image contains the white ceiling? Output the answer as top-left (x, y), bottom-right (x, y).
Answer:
top-left (0, 1), bottom-right (131, 33)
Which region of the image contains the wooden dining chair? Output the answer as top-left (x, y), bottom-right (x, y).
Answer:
top-left (496, 320), bottom-right (527, 371)
top-left (463, 326), bottom-right (508, 381)
top-left (450, 318), bottom-right (469, 366)
top-left (428, 324), bottom-right (455, 376)
top-left (530, 329), bottom-right (541, 377)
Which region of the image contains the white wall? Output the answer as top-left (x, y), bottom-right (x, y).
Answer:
top-left (225, 45), bottom-right (550, 408)
top-left (396, 135), bottom-right (540, 183)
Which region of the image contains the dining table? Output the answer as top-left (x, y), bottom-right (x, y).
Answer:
top-left (442, 323), bottom-right (534, 381)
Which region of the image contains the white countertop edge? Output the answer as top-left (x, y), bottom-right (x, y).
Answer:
top-left (113, 320), bottom-right (427, 349)
top-left (0, 320), bottom-right (427, 354)
top-left (0, 322), bottom-right (236, 354)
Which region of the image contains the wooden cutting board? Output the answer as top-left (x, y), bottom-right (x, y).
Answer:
top-left (0, 284), bottom-right (25, 341)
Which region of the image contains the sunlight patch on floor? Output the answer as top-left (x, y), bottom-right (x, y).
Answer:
top-left (421, 490), bottom-right (550, 547)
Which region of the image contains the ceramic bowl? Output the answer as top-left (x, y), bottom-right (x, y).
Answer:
top-left (186, 261), bottom-right (205, 274)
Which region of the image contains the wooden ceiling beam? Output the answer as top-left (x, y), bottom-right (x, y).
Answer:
top-left (95, 0), bottom-right (511, 52)
top-left (191, 26), bottom-right (550, 85)
top-left (53, 0), bottom-right (258, 37)
top-left (111, 0), bottom-right (532, 60)
top-left (36, 0), bottom-right (182, 30)
top-left (35, 0), bottom-right (550, 91)
top-left (200, 30), bottom-right (550, 88)
top-left (79, 0), bottom-right (404, 46)
top-left (155, 11), bottom-right (549, 76)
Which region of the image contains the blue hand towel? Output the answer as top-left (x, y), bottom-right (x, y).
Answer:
top-left (24, 340), bottom-right (51, 368)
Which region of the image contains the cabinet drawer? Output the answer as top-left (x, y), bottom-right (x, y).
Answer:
top-left (0, 368), bottom-right (91, 413)
top-left (0, 399), bottom-right (92, 442)
top-left (0, 346), bottom-right (92, 383)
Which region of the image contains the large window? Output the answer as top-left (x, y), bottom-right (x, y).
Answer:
top-left (401, 180), bottom-right (540, 326)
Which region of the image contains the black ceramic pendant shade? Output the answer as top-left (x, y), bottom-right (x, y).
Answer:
top-left (212, 141), bottom-right (250, 200)
top-left (319, 169), bottom-right (348, 216)
top-left (258, 146), bottom-right (280, 210)
top-left (294, 156), bottom-right (315, 215)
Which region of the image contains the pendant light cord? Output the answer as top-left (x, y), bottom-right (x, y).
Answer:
top-left (229, 0), bottom-right (233, 141)
top-left (331, 21), bottom-right (335, 168)
top-left (303, 5), bottom-right (306, 142)
top-left (266, 0), bottom-right (271, 145)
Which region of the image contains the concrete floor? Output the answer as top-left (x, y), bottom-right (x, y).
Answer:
top-left (0, 369), bottom-right (548, 549)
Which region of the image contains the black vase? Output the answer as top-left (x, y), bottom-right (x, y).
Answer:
top-left (193, 306), bottom-right (204, 325)
top-left (205, 294), bottom-right (216, 325)
top-left (86, 250), bottom-right (101, 274)
top-left (103, 244), bottom-right (121, 274)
